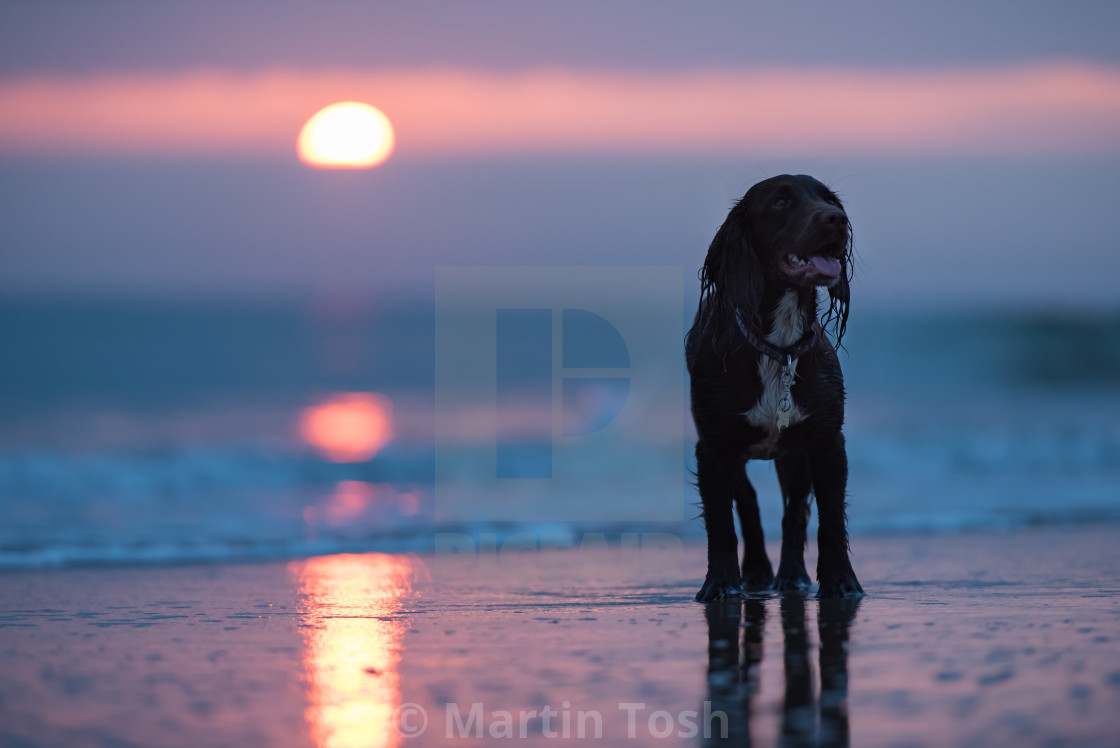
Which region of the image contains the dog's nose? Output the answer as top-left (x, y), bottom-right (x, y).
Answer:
top-left (820, 208), bottom-right (847, 227)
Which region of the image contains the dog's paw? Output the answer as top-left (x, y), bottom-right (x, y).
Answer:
top-left (816, 572), bottom-right (864, 599)
top-left (695, 575), bottom-right (743, 602)
top-left (772, 567), bottom-right (812, 592)
top-left (740, 564), bottom-right (775, 592)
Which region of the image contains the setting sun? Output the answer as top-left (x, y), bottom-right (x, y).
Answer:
top-left (297, 102), bottom-right (395, 169)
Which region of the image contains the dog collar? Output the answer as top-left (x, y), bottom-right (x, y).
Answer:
top-left (733, 308), bottom-right (818, 365)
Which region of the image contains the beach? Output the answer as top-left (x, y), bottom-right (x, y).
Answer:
top-left (3, 525), bottom-right (1119, 747)
top-left (4, 2), bottom-right (1120, 744)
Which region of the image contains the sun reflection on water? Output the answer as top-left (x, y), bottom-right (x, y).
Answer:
top-left (291, 554), bottom-right (420, 748)
top-left (298, 392), bottom-right (393, 463)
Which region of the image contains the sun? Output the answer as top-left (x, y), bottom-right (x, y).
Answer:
top-left (297, 102), bottom-right (395, 169)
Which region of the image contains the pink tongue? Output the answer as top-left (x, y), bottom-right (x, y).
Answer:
top-left (810, 255), bottom-right (842, 278)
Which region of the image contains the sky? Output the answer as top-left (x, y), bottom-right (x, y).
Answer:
top-left (1, 1), bottom-right (1118, 308)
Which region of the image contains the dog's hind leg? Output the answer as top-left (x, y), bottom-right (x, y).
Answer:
top-left (773, 449), bottom-right (813, 591)
top-left (809, 434), bottom-right (864, 598)
top-left (695, 439), bottom-right (744, 601)
top-left (734, 463), bottom-right (774, 590)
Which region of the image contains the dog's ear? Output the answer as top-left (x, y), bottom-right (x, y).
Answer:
top-left (697, 203), bottom-right (764, 353)
top-left (827, 268), bottom-right (849, 335)
top-left (824, 231), bottom-right (853, 347)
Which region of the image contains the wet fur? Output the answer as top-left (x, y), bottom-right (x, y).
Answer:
top-left (687, 174), bottom-right (864, 601)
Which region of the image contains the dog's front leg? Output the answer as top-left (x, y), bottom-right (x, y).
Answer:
top-left (809, 434), bottom-right (864, 598)
top-left (733, 467), bottom-right (774, 589)
top-left (695, 439), bottom-right (743, 601)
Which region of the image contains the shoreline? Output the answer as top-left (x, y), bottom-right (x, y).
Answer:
top-left (7, 517), bottom-right (1120, 574)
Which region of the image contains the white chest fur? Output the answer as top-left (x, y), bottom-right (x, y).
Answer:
top-left (743, 292), bottom-right (806, 442)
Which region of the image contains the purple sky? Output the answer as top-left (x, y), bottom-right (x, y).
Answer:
top-left (3, 2), bottom-right (1117, 73)
top-left (1, 1), bottom-right (1118, 309)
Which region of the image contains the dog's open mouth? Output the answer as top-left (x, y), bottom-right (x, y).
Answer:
top-left (779, 252), bottom-right (842, 283)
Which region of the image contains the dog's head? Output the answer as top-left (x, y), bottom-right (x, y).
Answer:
top-left (743, 174), bottom-right (851, 291)
top-left (697, 174), bottom-right (853, 347)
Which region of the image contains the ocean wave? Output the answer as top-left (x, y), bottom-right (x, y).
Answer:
top-left (3, 302), bottom-right (1119, 569)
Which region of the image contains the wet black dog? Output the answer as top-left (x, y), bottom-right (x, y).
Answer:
top-left (686, 174), bottom-right (863, 601)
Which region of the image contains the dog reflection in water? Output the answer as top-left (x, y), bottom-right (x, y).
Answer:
top-left (703, 596), bottom-right (860, 747)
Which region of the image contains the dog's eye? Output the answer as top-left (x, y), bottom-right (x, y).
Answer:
top-left (772, 198), bottom-right (788, 210)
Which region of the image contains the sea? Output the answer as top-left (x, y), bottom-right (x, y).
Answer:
top-left (2, 296), bottom-right (1118, 569)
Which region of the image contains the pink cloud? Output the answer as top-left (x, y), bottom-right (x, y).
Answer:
top-left (1, 62), bottom-right (1118, 158)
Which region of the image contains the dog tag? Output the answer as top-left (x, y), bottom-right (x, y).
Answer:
top-left (776, 356), bottom-right (794, 430)
top-left (776, 408), bottom-right (791, 430)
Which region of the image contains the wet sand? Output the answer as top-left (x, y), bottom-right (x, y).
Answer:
top-left (2, 526), bottom-right (1119, 747)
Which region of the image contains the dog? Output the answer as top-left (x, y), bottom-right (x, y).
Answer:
top-left (686, 174), bottom-right (863, 601)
